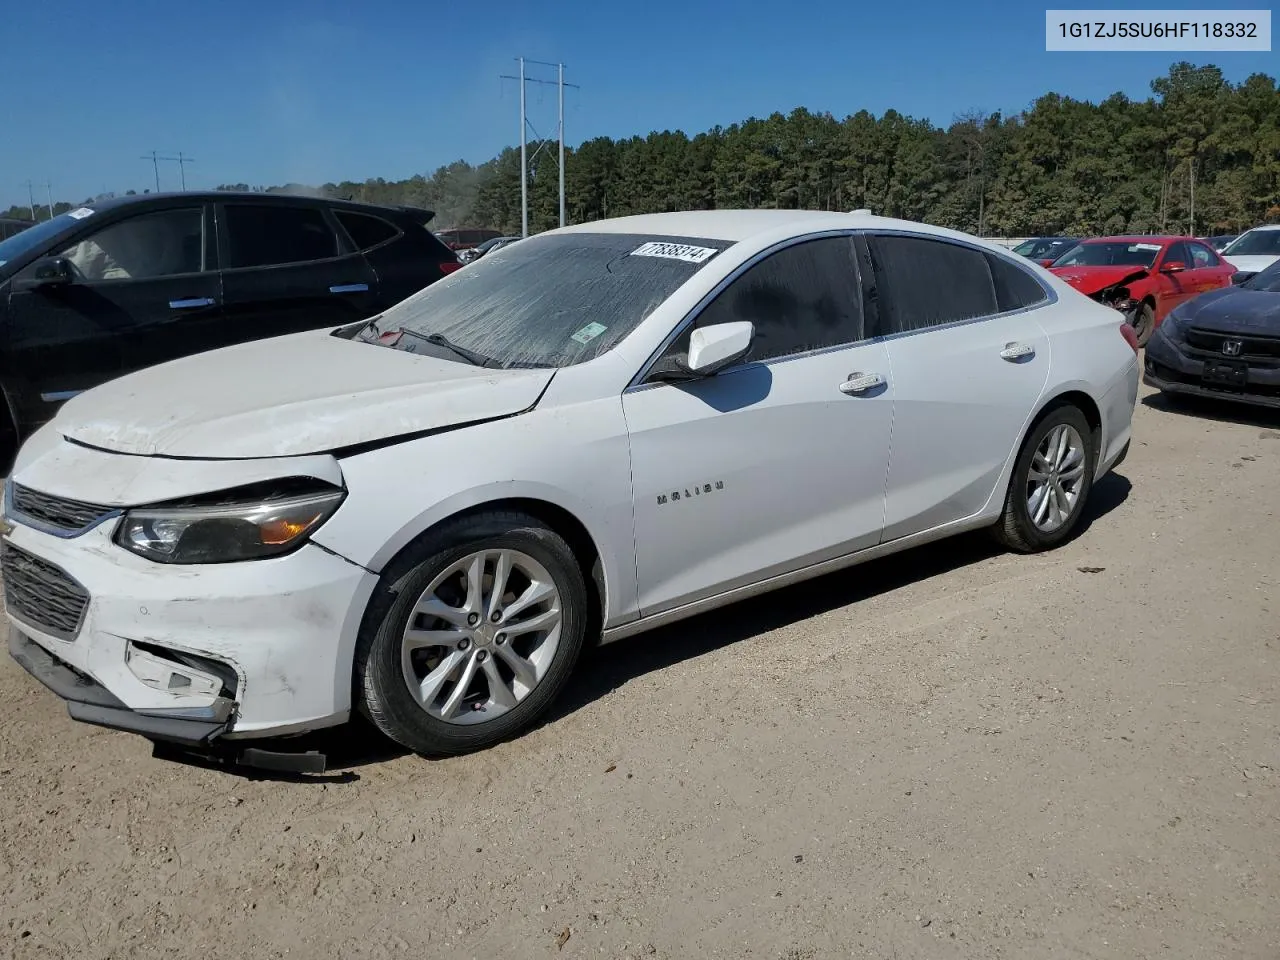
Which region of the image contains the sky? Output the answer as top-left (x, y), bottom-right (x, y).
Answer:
top-left (2, 0), bottom-right (1275, 209)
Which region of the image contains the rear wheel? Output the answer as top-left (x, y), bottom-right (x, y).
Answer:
top-left (1133, 301), bottom-right (1155, 347)
top-left (992, 404), bottom-right (1096, 553)
top-left (354, 511), bottom-right (588, 758)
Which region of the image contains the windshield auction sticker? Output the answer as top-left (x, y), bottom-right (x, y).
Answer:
top-left (630, 242), bottom-right (719, 264)
top-left (1046, 9), bottom-right (1271, 50)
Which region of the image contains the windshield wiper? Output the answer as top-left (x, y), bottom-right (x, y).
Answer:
top-left (395, 328), bottom-right (492, 367)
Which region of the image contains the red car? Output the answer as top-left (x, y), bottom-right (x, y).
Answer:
top-left (1048, 235), bottom-right (1236, 345)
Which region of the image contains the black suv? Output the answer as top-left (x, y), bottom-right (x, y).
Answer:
top-left (0, 192), bottom-right (461, 461)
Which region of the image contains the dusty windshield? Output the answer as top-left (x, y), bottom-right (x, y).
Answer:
top-left (361, 232), bottom-right (731, 369)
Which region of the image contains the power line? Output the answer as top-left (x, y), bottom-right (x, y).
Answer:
top-left (139, 150), bottom-right (195, 192)
top-left (499, 58), bottom-right (580, 236)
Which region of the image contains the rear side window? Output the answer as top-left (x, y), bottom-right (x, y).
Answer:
top-left (223, 204), bottom-right (339, 269)
top-left (986, 252), bottom-right (1048, 312)
top-left (336, 211), bottom-right (399, 251)
top-left (692, 236), bottom-right (864, 362)
top-left (867, 234), bottom-right (998, 333)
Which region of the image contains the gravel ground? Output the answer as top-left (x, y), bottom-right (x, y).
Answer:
top-left (1, 383), bottom-right (1278, 960)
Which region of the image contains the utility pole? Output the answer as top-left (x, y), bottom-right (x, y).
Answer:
top-left (21, 180), bottom-right (37, 220)
top-left (500, 58), bottom-right (579, 235)
top-left (141, 150), bottom-right (161, 192)
top-left (558, 62), bottom-right (566, 228)
top-left (158, 152), bottom-right (195, 190)
top-left (1189, 161), bottom-right (1195, 237)
top-left (44, 181), bottom-right (54, 219)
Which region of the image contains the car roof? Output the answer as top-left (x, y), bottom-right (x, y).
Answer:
top-left (1084, 235), bottom-right (1182, 244)
top-left (1241, 224), bottom-right (1280, 232)
top-left (78, 191), bottom-right (428, 219)
top-left (551, 209), bottom-right (1003, 247)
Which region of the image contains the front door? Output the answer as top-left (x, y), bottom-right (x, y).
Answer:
top-left (6, 203), bottom-right (220, 419)
top-left (217, 201), bottom-right (381, 344)
top-left (624, 235), bottom-right (895, 616)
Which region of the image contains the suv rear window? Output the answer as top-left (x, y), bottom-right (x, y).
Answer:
top-left (336, 211), bottom-right (400, 251)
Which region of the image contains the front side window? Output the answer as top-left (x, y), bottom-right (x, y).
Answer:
top-left (1162, 242), bottom-right (1192, 268)
top-left (223, 204), bottom-right (339, 269)
top-left (363, 232), bottom-right (731, 369)
top-left (58, 208), bottom-right (203, 282)
top-left (1189, 242), bottom-right (1219, 268)
top-left (681, 236), bottom-right (864, 363)
top-left (866, 234), bottom-right (998, 333)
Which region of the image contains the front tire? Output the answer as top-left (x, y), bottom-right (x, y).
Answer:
top-left (354, 511), bottom-right (588, 758)
top-left (1133, 301), bottom-right (1155, 347)
top-left (992, 404), bottom-right (1096, 553)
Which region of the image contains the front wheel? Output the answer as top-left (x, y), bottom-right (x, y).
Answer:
top-left (1132, 301), bottom-right (1155, 347)
top-left (354, 512), bottom-right (589, 758)
top-left (992, 404), bottom-right (1096, 553)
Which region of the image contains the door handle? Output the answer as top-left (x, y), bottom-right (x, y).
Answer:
top-left (169, 297), bottom-right (216, 309)
top-left (838, 372), bottom-right (885, 395)
top-left (330, 283), bottom-right (370, 294)
top-left (999, 342), bottom-right (1035, 361)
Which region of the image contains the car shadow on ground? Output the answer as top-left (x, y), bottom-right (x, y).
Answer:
top-left (170, 472), bottom-right (1131, 782)
top-left (1142, 391), bottom-right (1280, 430)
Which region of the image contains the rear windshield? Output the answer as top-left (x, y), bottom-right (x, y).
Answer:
top-left (1052, 241), bottom-right (1162, 268)
top-left (363, 232), bottom-right (731, 369)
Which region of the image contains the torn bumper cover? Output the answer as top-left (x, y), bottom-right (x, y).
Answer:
top-left (10, 626), bottom-right (231, 744)
top-left (1085, 268), bottom-right (1149, 322)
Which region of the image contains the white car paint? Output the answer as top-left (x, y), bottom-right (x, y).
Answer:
top-left (5, 210), bottom-right (1139, 745)
top-left (1221, 225), bottom-right (1280, 275)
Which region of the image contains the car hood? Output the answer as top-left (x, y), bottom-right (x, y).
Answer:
top-left (1049, 265), bottom-right (1151, 295)
top-left (52, 330), bottom-right (555, 459)
top-left (1222, 254), bottom-right (1280, 274)
top-left (1167, 286), bottom-right (1280, 336)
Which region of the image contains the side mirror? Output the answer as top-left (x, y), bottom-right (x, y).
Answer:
top-left (1161, 260), bottom-right (1186, 274)
top-left (647, 320), bottom-right (755, 382)
top-left (686, 321), bottom-right (754, 375)
top-left (1230, 271), bottom-right (1254, 285)
top-left (13, 256), bottom-right (73, 292)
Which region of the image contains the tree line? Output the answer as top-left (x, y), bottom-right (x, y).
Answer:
top-left (6, 62), bottom-right (1277, 239)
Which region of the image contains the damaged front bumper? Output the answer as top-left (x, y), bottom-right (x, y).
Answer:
top-left (9, 626), bottom-right (232, 744)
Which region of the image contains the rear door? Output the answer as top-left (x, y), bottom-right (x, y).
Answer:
top-left (862, 232), bottom-right (1053, 541)
top-left (217, 200), bottom-right (380, 343)
top-left (6, 202), bottom-right (220, 414)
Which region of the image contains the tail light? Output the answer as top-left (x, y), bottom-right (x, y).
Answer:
top-left (1119, 322), bottom-right (1139, 355)
top-left (439, 260), bottom-right (462, 275)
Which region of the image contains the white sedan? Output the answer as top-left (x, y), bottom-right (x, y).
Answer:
top-left (4, 211), bottom-right (1139, 769)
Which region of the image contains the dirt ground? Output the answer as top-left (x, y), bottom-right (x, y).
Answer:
top-left (1, 383), bottom-right (1278, 960)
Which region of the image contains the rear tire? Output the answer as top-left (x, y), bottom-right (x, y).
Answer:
top-left (992, 403), bottom-right (1096, 553)
top-left (354, 511), bottom-right (588, 758)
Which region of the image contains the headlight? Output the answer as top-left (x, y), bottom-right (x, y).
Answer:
top-left (115, 487), bottom-right (345, 564)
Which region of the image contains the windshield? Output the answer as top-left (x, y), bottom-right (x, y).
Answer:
top-left (1052, 241), bottom-right (1162, 268)
top-left (0, 211), bottom-right (83, 270)
top-left (363, 232), bottom-right (731, 369)
top-left (1242, 260), bottom-right (1280, 292)
top-left (1222, 229), bottom-right (1280, 257)
top-left (1011, 239), bottom-right (1039, 256)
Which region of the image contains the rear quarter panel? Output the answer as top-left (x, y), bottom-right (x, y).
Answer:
top-left (1030, 286), bottom-right (1139, 475)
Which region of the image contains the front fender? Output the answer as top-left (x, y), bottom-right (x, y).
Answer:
top-left (310, 398), bottom-right (640, 628)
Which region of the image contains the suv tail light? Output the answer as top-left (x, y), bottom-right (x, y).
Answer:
top-left (439, 260), bottom-right (462, 275)
top-left (1119, 322), bottom-right (1139, 355)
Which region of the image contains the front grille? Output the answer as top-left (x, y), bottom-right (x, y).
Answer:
top-left (9, 483), bottom-right (114, 534)
top-left (1185, 328), bottom-right (1280, 361)
top-left (1, 542), bottom-right (90, 641)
